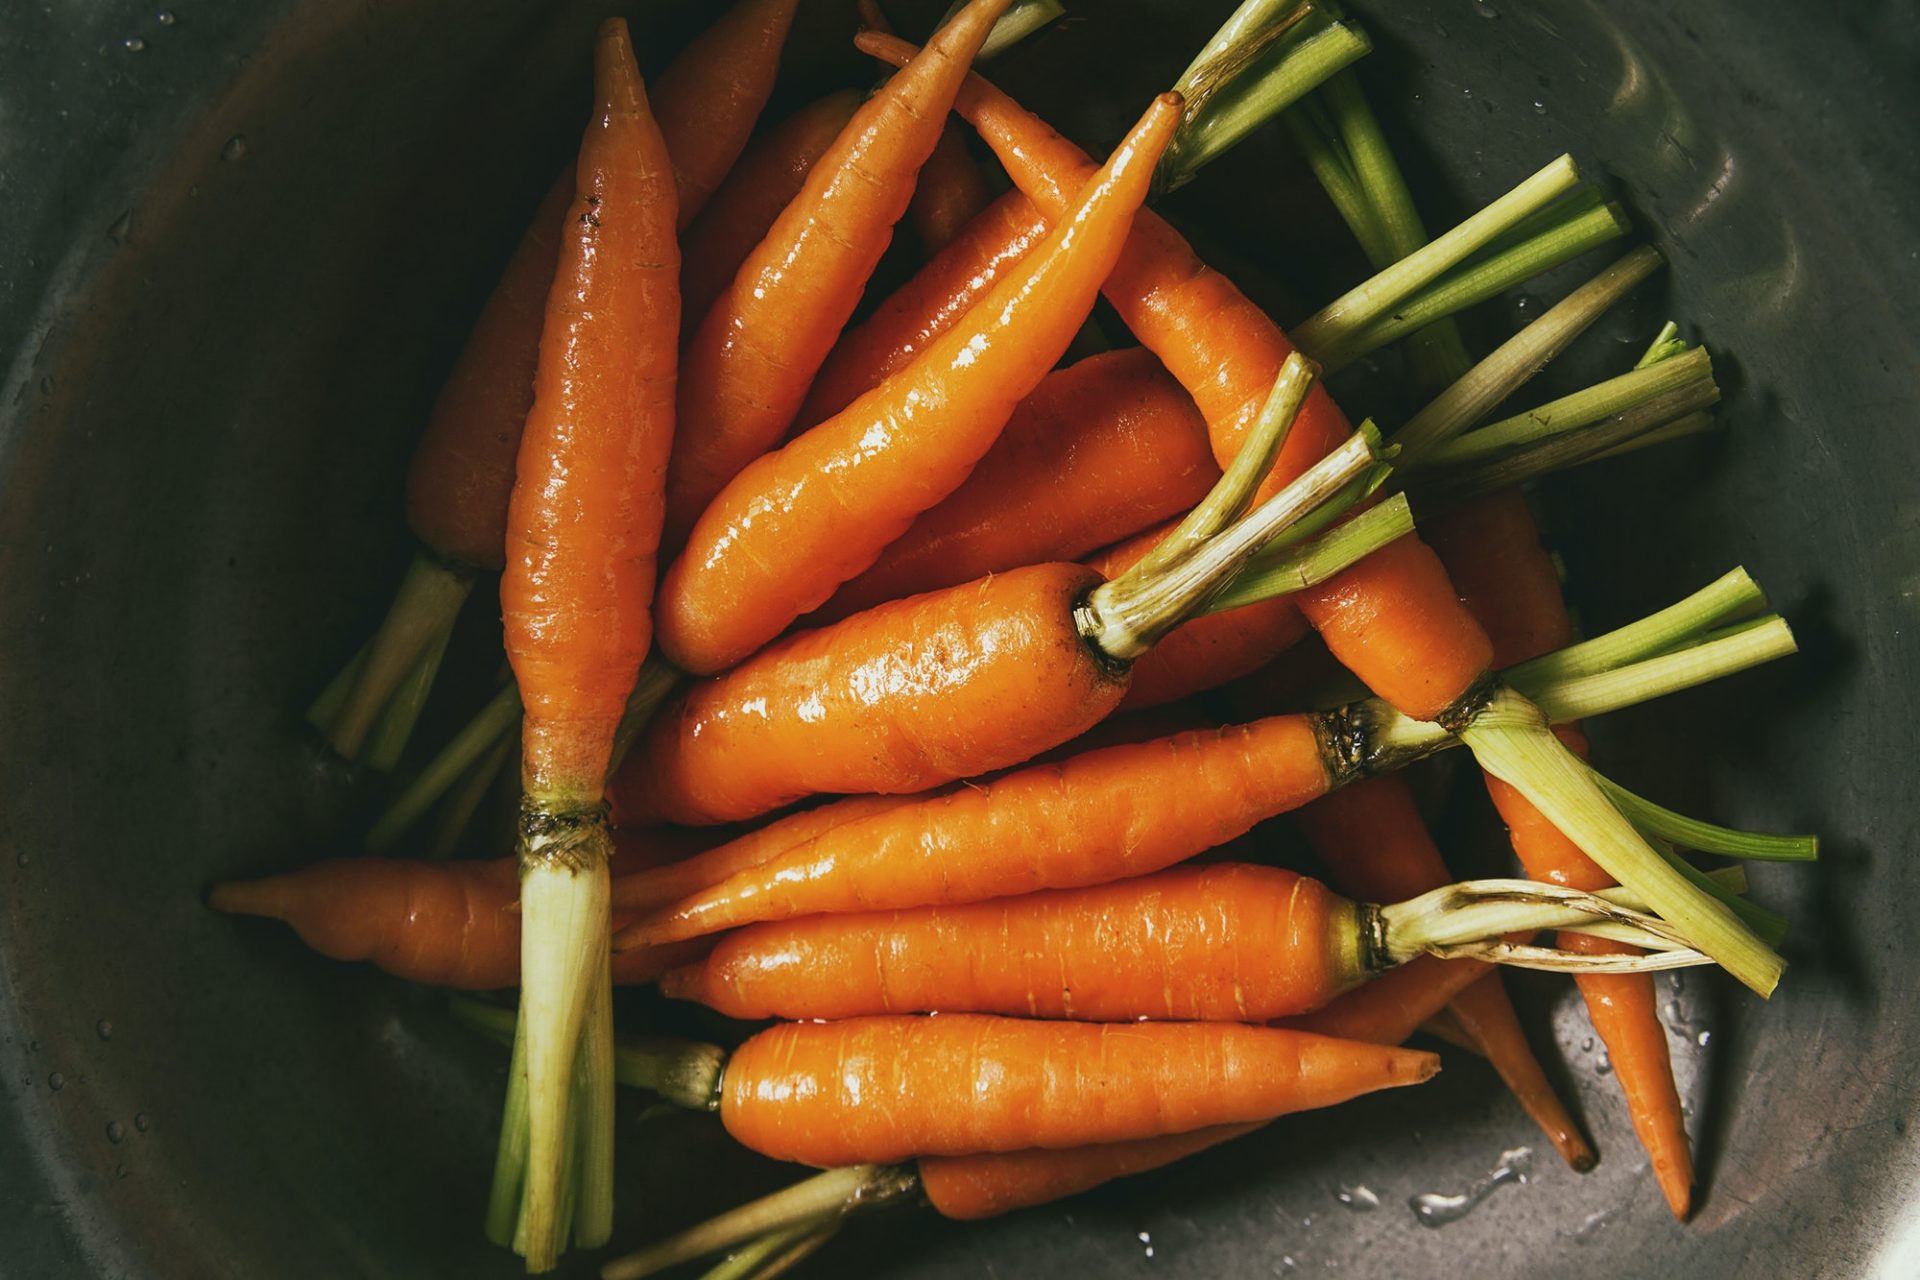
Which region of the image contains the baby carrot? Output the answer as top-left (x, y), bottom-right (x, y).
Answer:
top-left (1298, 775), bottom-right (1595, 1171)
top-left (662, 0), bottom-right (1016, 543)
top-left (659, 860), bottom-right (1693, 1023)
top-left (912, 122), bottom-right (997, 253)
top-left (721, 1015), bottom-right (1438, 1167)
top-left (499, 21), bottom-right (678, 1266)
top-left (678, 90), bottom-right (862, 331)
top-left (811, 349), bottom-right (1219, 624)
top-left (648, 0), bottom-right (800, 230)
top-left (657, 91), bottom-right (1179, 674)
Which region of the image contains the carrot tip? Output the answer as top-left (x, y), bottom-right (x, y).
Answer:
top-left (1655, 1169), bottom-right (1694, 1222)
top-left (206, 877), bottom-right (282, 919)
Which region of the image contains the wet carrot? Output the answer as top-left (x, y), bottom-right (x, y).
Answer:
top-left (811, 349), bottom-right (1218, 624)
top-left (919, 1125), bottom-right (1265, 1221)
top-left (499, 21), bottom-right (680, 1263)
top-left (912, 122), bottom-right (997, 253)
top-left (657, 92), bottom-right (1178, 673)
top-left (678, 90), bottom-right (862, 331)
top-left (649, 0), bottom-right (801, 229)
top-left (721, 1015), bottom-right (1439, 1166)
top-left (662, 0), bottom-right (1016, 543)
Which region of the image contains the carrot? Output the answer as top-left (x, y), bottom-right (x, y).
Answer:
top-left (810, 349), bottom-right (1219, 624)
top-left (911, 122), bottom-right (997, 253)
top-left (792, 189), bottom-right (1048, 432)
top-left (1297, 775), bottom-right (1595, 1171)
top-left (318, 1), bottom-right (800, 764)
top-left (721, 1015), bottom-right (1438, 1166)
top-left (207, 855), bottom-right (704, 990)
top-left (648, 0), bottom-right (801, 230)
top-left (872, 41), bottom-right (1783, 997)
top-left (678, 90), bottom-right (862, 331)
top-left (918, 1126), bottom-right (1265, 1221)
top-left (498, 21), bottom-right (679, 1265)
top-left (1428, 489), bottom-right (1693, 1219)
top-left (657, 90), bottom-right (1177, 674)
top-left (661, 0), bottom-right (1016, 544)
top-left (659, 860), bottom-right (1675, 1023)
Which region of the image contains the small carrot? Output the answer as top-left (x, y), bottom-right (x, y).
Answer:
top-left (657, 90), bottom-right (1178, 674)
top-left (662, 0), bottom-right (1016, 544)
top-left (498, 21), bottom-right (679, 1265)
top-left (659, 861), bottom-right (1682, 1023)
top-left (648, 0), bottom-right (801, 230)
top-left (678, 90), bottom-right (862, 331)
top-left (811, 348), bottom-right (1219, 624)
top-left (721, 1015), bottom-right (1438, 1167)
top-left (1297, 775), bottom-right (1595, 1171)
top-left (911, 122), bottom-right (997, 253)
top-left (207, 855), bottom-right (705, 990)
top-left (917, 1126), bottom-right (1265, 1221)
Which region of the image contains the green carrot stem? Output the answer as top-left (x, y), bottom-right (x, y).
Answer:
top-left (1597, 775), bottom-right (1818, 862)
top-left (1634, 320), bottom-right (1686, 368)
top-left (1525, 617), bottom-right (1795, 726)
top-left (368, 681), bottom-right (521, 853)
top-left (1589, 410), bottom-right (1718, 461)
top-left (1205, 491), bottom-right (1412, 614)
top-left (972, 0), bottom-right (1066, 60)
top-left (1284, 94), bottom-right (1393, 263)
top-left (1316, 197), bottom-right (1633, 375)
top-left (1172, 0), bottom-right (1314, 88)
top-left (363, 612), bottom-right (458, 774)
top-left (1502, 567), bottom-right (1765, 688)
top-left (323, 551), bottom-right (475, 762)
top-left (601, 1166), bottom-right (915, 1280)
top-left (729, 1224), bottom-right (840, 1280)
top-left (1645, 838), bottom-right (1791, 945)
top-left (1163, 18), bottom-right (1372, 192)
top-left (306, 641), bottom-right (369, 732)
top-left (1379, 876), bottom-right (1704, 963)
top-left (485, 1001), bottom-right (532, 1247)
top-left (572, 955), bottom-right (616, 1249)
top-left (697, 1223), bottom-right (837, 1280)
top-left (1118, 353), bottom-right (1317, 587)
top-left (427, 729), bottom-right (515, 860)
top-left (1291, 154), bottom-right (1580, 357)
top-left (1080, 420), bottom-right (1377, 661)
top-left (1385, 245), bottom-right (1664, 465)
top-left (1419, 346), bottom-right (1713, 469)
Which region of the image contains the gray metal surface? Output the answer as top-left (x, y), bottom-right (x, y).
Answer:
top-left (3, 1), bottom-right (1917, 1276)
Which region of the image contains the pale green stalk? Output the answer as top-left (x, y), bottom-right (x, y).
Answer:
top-left (323, 551), bottom-right (474, 761)
top-left (1205, 492), bottom-right (1412, 614)
top-left (369, 680), bottom-right (520, 852)
top-left (1502, 567), bottom-right (1765, 688)
top-left (1591, 410), bottom-right (1718, 461)
top-left (364, 613), bottom-right (457, 773)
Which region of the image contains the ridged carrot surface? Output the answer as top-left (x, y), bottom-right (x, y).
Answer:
top-left (921, 1124), bottom-right (1265, 1220)
top-left (656, 92), bottom-right (1179, 674)
top-left (720, 1014), bottom-right (1439, 1166)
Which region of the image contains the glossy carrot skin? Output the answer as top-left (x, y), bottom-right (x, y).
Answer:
top-left (795, 190), bottom-right (1049, 432)
top-left (657, 93), bottom-right (1179, 675)
top-left (621, 709), bottom-right (1334, 938)
top-left (661, 863), bottom-right (1357, 1021)
top-left (679, 90), bottom-right (862, 332)
top-left (619, 563), bottom-right (1131, 825)
top-left (911, 122), bottom-right (996, 253)
top-left (1429, 490), bottom-right (1693, 1217)
top-left (921, 1125), bottom-right (1264, 1220)
top-left (503, 29), bottom-right (680, 797)
top-left (1085, 521), bottom-right (1311, 711)
top-left (812, 349), bottom-right (1219, 624)
top-left (406, 171), bottom-right (572, 571)
top-left (207, 857), bottom-right (701, 989)
top-left (720, 1014), bottom-right (1439, 1166)
top-left (663, 0), bottom-right (1015, 542)
top-left (649, 0), bottom-right (800, 230)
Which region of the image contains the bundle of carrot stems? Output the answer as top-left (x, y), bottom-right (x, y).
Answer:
top-left (219, 0), bottom-right (1819, 1273)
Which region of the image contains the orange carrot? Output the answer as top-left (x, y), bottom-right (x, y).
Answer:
top-left (657, 92), bottom-right (1178, 674)
top-left (662, 0), bottom-right (1016, 543)
top-left (912, 122), bottom-right (997, 253)
top-left (649, 0), bottom-right (801, 230)
top-left (810, 349), bottom-right (1219, 624)
top-left (678, 90), bottom-right (862, 331)
top-left (1298, 775), bottom-right (1594, 1171)
top-left (919, 1125), bottom-right (1265, 1221)
top-left (720, 1015), bottom-right (1438, 1166)
top-left (661, 863), bottom-right (1368, 1021)
top-left (1084, 520), bottom-right (1310, 711)
top-left (207, 855), bottom-right (705, 990)
top-left (1283, 953), bottom-right (1493, 1046)
top-left (499, 22), bottom-right (680, 1262)
top-left (1428, 489), bottom-right (1693, 1219)
top-left (793, 190), bottom-right (1048, 432)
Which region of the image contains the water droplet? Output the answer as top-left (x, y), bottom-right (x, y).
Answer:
top-left (1474, 0), bottom-right (1501, 17)
top-left (1336, 1184), bottom-right (1380, 1211)
top-left (1575, 1208), bottom-right (1614, 1242)
top-left (158, 9), bottom-right (176, 23)
top-left (107, 1121), bottom-right (126, 1144)
top-left (16, 851), bottom-right (30, 866)
top-left (1410, 1147), bottom-right (1533, 1228)
top-left (1596, 1051), bottom-right (1613, 1075)
top-left (221, 135), bottom-right (247, 161)
top-left (96, 1019), bottom-right (113, 1041)
top-left (1282, 1257), bottom-right (1296, 1270)
top-left (1137, 1229), bottom-right (1154, 1259)
top-left (124, 37), bottom-right (146, 51)
top-left (1580, 1036), bottom-right (1594, 1052)
top-left (134, 1113), bottom-right (150, 1133)
top-left (1532, 99), bottom-right (1548, 115)
top-left (1461, 86), bottom-right (1474, 98)
top-left (1665, 1000), bottom-right (1683, 1021)
top-left (46, 1072), bottom-right (63, 1091)
top-left (1696, 1030), bottom-right (1712, 1047)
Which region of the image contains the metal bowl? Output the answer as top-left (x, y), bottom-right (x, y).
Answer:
top-left (4, 1), bottom-right (1916, 1275)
